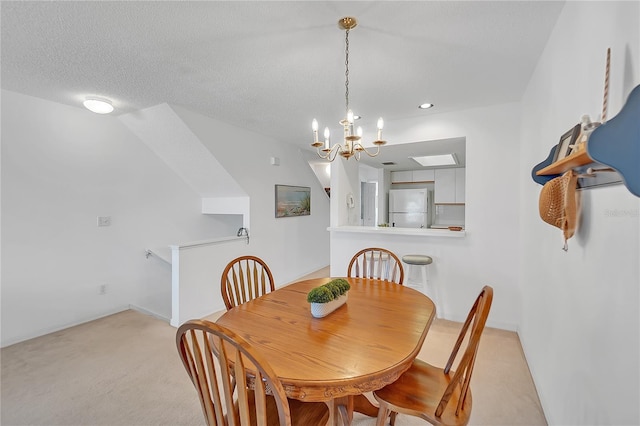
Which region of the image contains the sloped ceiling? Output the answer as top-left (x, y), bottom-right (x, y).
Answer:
top-left (1, 1), bottom-right (564, 164)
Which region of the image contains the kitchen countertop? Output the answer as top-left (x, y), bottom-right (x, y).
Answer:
top-left (327, 226), bottom-right (466, 237)
top-left (429, 224), bottom-right (464, 230)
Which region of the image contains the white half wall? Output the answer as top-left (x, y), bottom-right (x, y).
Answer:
top-left (170, 237), bottom-right (250, 327)
top-left (518, 2), bottom-right (639, 425)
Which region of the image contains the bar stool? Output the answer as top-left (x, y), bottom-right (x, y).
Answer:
top-left (402, 254), bottom-right (438, 313)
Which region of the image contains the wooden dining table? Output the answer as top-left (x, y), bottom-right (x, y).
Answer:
top-left (215, 277), bottom-right (436, 425)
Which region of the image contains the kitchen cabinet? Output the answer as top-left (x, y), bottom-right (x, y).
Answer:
top-left (412, 169), bottom-right (435, 182)
top-left (390, 169), bottom-right (435, 183)
top-left (434, 168), bottom-right (465, 204)
top-left (390, 171), bottom-right (413, 183)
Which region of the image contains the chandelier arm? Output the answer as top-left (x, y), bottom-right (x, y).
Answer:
top-left (328, 147), bottom-right (341, 162)
top-left (316, 143), bottom-right (343, 162)
top-left (315, 146), bottom-right (331, 160)
top-left (353, 143), bottom-right (382, 158)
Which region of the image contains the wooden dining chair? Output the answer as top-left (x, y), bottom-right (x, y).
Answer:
top-left (347, 247), bottom-right (404, 284)
top-left (221, 256), bottom-right (275, 311)
top-left (176, 319), bottom-right (329, 426)
top-left (373, 285), bottom-right (494, 426)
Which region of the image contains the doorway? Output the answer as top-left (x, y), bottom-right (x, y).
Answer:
top-left (361, 181), bottom-right (377, 226)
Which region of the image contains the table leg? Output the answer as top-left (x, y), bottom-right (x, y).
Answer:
top-left (352, 393), bottom-right (379, 417)
top-left (325, 400), bottom-right (336, 426)
top-left (326, 394), bottom-right (378, 425)
top-left (327, 396), bottom-right (353, 425)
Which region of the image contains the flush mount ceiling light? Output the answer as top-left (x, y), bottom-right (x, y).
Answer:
top-left (83, 97), bottom-right (114, 114)
top-left (311, 17), bottom-right (386, 162)
top-left (418, 103), bottom-right (434, 109)
top-left (410, 154), bottom-right (458, 167)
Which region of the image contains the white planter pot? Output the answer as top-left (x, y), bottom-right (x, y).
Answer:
top-left (310, 293), bottom-right (348, 318)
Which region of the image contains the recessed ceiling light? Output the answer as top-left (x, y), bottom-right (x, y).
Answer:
top-left (83, 97), bottom-right (114, 114)
top-left (418, 103), bottom-right (434, 109)
top-left (410, 154), bottom-right (457, 167)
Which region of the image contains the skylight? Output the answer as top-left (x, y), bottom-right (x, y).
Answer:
top-left (409, 154), bottom-right (457, 167)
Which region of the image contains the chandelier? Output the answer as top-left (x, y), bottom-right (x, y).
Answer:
top-left (311, 17), bottom-right (386, 162)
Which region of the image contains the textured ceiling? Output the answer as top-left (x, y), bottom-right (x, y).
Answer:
top-left (1, 1), bottom-right (564, 167)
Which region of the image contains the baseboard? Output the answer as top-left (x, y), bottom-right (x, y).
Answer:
top-left (0, 305), bottom-right (130, 348)
top-left (129, 304), bottom-right (170, 323)
top-left (2, 305), bottom-right (172, 348)
top-left (443, 312), bottom-right (518, 332)
top-left (517, 328), bottom-right (551, 425)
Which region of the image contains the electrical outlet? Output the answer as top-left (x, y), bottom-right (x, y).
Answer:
top-left (99, 284), bottom-right (107, 295)
top-left (97, 216), bottom-right (111, 227)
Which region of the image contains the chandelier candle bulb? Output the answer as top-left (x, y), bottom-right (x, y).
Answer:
top-left (377, 118), bottom-right (384, 140)
top-left (347, 110), bottom-right (355, 136)
top-left (357, 126), bottom-right (363, 137)
top-left (324, 127), bottom-right (330, 150)
top-left (312, 119), bottom-right (319, 143)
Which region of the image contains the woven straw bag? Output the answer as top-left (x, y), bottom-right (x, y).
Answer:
top-left (539, 170), bottom-right (580, 250)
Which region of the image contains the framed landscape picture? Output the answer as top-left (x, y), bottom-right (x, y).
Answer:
top-left (275, 185), bottom-right (311, 218)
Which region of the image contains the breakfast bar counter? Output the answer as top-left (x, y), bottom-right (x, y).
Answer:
top-left (327, 225), bottom-right (466, 237)
top-left (328, 225), bottom-right (470, 321)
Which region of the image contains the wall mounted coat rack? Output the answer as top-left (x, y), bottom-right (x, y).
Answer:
top-left (532, 83), bottom-right (639, 197)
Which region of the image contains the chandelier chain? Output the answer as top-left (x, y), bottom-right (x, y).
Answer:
top-left (344, 28), bottom-right (350, 113)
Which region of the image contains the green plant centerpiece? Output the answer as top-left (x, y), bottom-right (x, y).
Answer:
top-left (307, 279), bottom-right (351, 318)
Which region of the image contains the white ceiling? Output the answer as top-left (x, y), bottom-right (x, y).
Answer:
top-left (1, 1), bottom-right (564, 169)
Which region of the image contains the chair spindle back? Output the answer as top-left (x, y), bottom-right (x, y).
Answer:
top-left (221, 256), bottom-right (275, 311)
top-left (176, 319), bottom-right (292, 426)
top-left (347, 247), bottom-right (404, 284)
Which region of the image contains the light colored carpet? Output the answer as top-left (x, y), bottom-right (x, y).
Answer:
top-left (1, 271), bottom-right (546, 425)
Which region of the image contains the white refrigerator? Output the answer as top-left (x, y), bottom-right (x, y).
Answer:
top-left (389, 189), bottom-right (432, 228)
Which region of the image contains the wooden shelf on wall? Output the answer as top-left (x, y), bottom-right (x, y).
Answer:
top-left (536, 150), bottom-right (593, 176)
top-left (531, 84), bottom-right (638, 195)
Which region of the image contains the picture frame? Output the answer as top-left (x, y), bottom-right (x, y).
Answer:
top-left (275, 185), bottom-right (311, 218)
top-left (552, 124), bottom-right (581, 162)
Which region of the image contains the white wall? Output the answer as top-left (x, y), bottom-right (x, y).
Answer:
top-left (0, 90), bottom-right (236, 345)
top-left (119, 103), bottom-right (247, 198)
top-left (331, 101), bottom-right (523, 330)
top-left (1, 91), bottom-right (331, 347)
top-left (170, 105), bottom-right (330, 286)
top-left (310, 162), bottom-right (331, 189)
top-left (518, 2), bottom-right (639, 424)
top-left (330, 157), bottom-right (362, 227)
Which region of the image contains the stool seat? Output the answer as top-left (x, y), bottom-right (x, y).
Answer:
top-left (402, 254), bottom-right (433, 265)
top-left (401, 255), bottom-right (438, 317)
